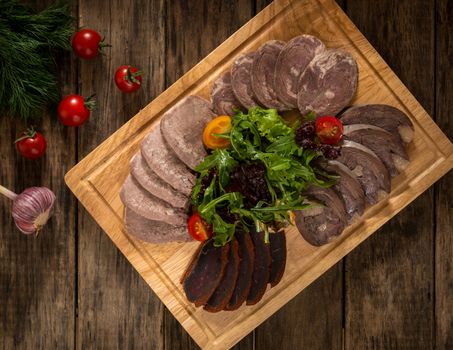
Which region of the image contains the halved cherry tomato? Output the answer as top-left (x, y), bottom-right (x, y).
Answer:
top-left (315, 116), bottom-right (344, 145)
top-left (203, 115), bottom-right (232, 149)
top-left (187, 213), bottom-right (212, 242)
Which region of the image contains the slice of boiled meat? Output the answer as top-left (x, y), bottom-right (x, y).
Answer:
top-left (340, 104), bottom-right (414, 143)
top-left (251, 40), bottom-right (290, 111)
top-left (160, 95), bottom-right (216, 170)
top-left (231, 52), bottom-right (259, 110)
top-left (343, 124), bottom-right (409, 176)
top-left (204, 239), bottom-right (240, 312)
top-left (120, 175), bottom-right (187, 226)
top-left (211, 71), bottom-right (244, 116)
top-left (130, 153), bottom-right (189, 209)
top-left (141, 127), bottom-right (195, 196)
top-left (297, 49), bottom-right (358, 117)
top-left (274, 35), bottom-right (325, 108)
top-left (318, 160), bottom-right (366, 222)
top-left (246, 229), bottom-right (271, 305)
top-left (268, 230), bottom-right (286, 287)
top-left (295, 186), bottom-right (347, 246)
top-left (225, 230), bottom-right (255, 311)
top-left (124, 208), bottom-right (190, 244)
top-left (182, 239), bottom-right (230, 307)
top-left (336, 140), bottom-right (391, 204)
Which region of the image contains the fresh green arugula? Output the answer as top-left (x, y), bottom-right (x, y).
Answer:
top-left (192, 107), bottom-right (336, 246)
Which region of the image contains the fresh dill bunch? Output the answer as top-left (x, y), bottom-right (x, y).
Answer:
top-left (0, 0), bottom-right (74, 120)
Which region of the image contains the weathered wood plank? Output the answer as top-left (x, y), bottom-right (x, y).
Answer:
top-left (344, 1), bottom-right (435, 348)
top-left (435, 0), bottom-right (453, 348)
top-left (163, 1), bottom-right (254, 349)
top-left (0, 0), bottom-right (76, 348)
top-left (76, 0), bottom-right (166, 348)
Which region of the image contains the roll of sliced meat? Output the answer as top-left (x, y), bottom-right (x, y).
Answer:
top-left (231, 52), bottom-right (259, 110)
top-left (211, 71), bottom-right (244, 116)
top-left (297, 49), bottom-right (358, 117)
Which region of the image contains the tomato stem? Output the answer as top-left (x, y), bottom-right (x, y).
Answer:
top-left (14, 126), bottom-right (36, 144)
top-left (98, 39), bottom-right (112, 55)
top-left (125, 67), bottom-right (143, 85)
top-left (84, 94), bottom-right (97, 111)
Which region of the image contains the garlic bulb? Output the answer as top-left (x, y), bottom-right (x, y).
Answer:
top-left (0, 185), bottom-right (56, 235)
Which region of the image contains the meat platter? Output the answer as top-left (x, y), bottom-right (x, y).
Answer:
top-left (64, 0), bottom-right (453, 349)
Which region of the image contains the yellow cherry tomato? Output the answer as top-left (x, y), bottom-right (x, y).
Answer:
top-left (202, 115), bottom-right (232, 149)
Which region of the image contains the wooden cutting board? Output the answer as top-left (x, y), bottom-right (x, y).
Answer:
top-left (65, 0), bottom-right (453, 349)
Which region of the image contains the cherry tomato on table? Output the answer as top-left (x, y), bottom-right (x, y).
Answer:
top-left (114, 65), bottom-right (143, 93)
top-left (315, 116), bottom-right (344, 145)
top-left (187, 213), bottom-right (212, 242)
top-left (72, 29), bottom-right (109, 60)
top-left (202, 115), bottom-right (232, 149)
top-left (57, 94), bottom-right (96, 127)
top-left (15, 128), bottom-right (47, 160)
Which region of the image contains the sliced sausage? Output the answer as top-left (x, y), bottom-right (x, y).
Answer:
top-left (160, 95), bottom-right (216, 170)
top-left (268, 230), bottom-right (286, 287)
top-left (211, 71), bottom-right (244, 116)
top-left (297, 49), bottom-right (358, 116)
top-left (231, 52), bottom-right (259, 110)
top-left (274, 35), bottom-right (325, 108)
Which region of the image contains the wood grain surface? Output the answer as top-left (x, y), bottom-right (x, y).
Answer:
top-left (0, 1), bottom-right (451, 349)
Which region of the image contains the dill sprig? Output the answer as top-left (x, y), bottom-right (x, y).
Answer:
top-left (0, 0), bottom-right (74, 120)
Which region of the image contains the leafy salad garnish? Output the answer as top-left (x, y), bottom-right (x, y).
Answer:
top-left (192, 107), bottom-right (337, 246)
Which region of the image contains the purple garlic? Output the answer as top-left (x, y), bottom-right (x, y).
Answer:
top-left (0, 185), bottom-right (56, 235)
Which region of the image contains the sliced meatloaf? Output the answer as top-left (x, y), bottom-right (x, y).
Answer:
top-left (141, 127), bottom-right (195, 196)
top-left (160, 95), bottom-right (216, 170)
top-left (124, 208), bottom-right (190, 243)
top-left (120, 175), bottom-right (187, 226)
top-left (274, 35), bottom-right (325, 108)
top-left (130, 153), bottom-right (189, 208)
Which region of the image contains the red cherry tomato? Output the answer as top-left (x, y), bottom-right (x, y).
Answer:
top-left (72, 29), bottom-right (108, 60)
top-left (114, 65), bottom-right (143, 93)
top-left (315, 116), bottom-right (344, 145)
top-left (15, 128), bottom-right (47, 160)
top-left (57, 94), bottom-right (96, 127)
top-left (187, 213), bottom-right (212, 242)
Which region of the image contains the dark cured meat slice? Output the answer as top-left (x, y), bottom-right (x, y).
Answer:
top-left (268, 231), bottom-right (286, 287)
top-left (295, 186), bottom-right (347, 246)
top-left (124, 208), bottom-right (190, 244)
top-left (231, 52), bottom-right (259, 110)
top-left (182, 239), bottom-right (230, 307)
top-left (251, 40), bottom-right (290, 111)
top-left (337, 140), bottom-right (391, 204)
top-left (318, 159), bottom-right (366, 222)
top-left (204, 239), bottom-right (240, 312)
top-left (211, 72), bottom-right (244, 116)
top-left (339, 104), bottom-right (414, 143)
top-left (274, 35), bottom-right (325, 108)
top-left (120, 175), bottom-right (187, 226)
top-left (141, 127), bottom-right (195, 196)
top-left (225, 230), bottom-right (254, 311)
top-left (246, 229), bottom-right (271, 305)
top-left (160, 95), bottom-right (216, 170)
top-left (130, 153), bottom-right (188, 209)
top-left (343, 125), bottom-right (409, 176)
top-left (297, 49), bottom-right (358, 117)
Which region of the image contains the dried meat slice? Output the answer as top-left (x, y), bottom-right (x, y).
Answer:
top-left (182, 239), bottom-right (230, 307)
top-left (120, 175), bottom-right (187, 226)
top-left (297, 49), bottom-right (358, 117)
top-left (211, 72), bottom-right (244, 116)
top-left (251, 40), bottom-right (290, 111)
top-left (231, 52), bottom-right (259, 110)
top-left (130, 152), bottom-right (189, 208)
top-left (124, 208), bottom-right (190, 244)
top-left (141, 127), bottom-right (195, 196)
top-left (246, 229), bottom-right (271, 305)
top-left (268, 231), bottom-right (286, 287)
top-left (160, 95), bottom-right (216, 170)
top-left (204, 239), bottom-right (240, 312)
top-left (225, 230), bottom-right (255, 311)
top-left (274, 35), bottom-right (325, 108)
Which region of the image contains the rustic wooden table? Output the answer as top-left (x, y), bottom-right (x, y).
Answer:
top-left (1, 0), bottom-right (451, 349)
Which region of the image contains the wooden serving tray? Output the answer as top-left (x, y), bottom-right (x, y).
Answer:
top-left (65, 0), bottom-right (453, 349)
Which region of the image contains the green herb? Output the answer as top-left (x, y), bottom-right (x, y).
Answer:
top-left (192, 107), bottom-right (337, 246)
top-left (0, 0), bottom-right (74, 120)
